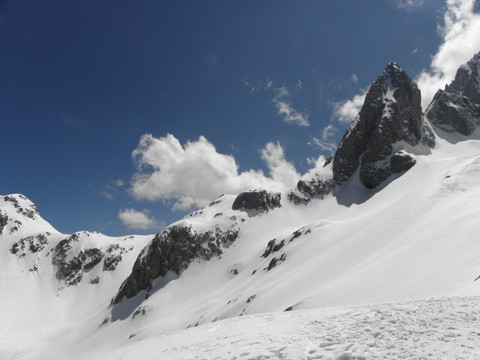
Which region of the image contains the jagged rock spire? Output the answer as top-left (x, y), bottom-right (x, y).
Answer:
top-left (333, 62), bottom-right (434, 189)
top-left (426, 52), bottom-right (480, 136)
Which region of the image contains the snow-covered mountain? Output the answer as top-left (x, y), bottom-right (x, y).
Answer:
top-left (2, 53), bottom-right (480, 360)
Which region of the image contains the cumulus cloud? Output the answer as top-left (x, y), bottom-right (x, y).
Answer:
top-left (130, 134), bottom-right (300, 210)
top-left (416, 0), bottom-right (480, 109)
top-left (351, 73), bottom-right (358, 83)
top-left (260, 142), bottom-right (300, 185)
top-left (332, 91), bottom-right (367, 124)
top-left (118, 208), bottom-right (158, 230)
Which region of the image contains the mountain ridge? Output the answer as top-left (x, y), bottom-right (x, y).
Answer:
top-left (2, 52), bottom-right (480, 359)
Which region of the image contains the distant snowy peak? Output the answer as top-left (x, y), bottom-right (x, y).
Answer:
top-left (1, 193), bottom-right (150, 289)
top-left (333, 62), bottom-right (434, 189)
top-left (426, 51), bottom-right (480, 136)
top-left (0, 194), bottom-right (56, 238)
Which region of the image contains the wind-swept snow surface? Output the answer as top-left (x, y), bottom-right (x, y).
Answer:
top-left (99, 296), bottom-right (480, 360)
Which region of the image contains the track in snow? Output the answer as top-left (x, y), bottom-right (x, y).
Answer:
top-left (101, 296), bottom-right (480, 360)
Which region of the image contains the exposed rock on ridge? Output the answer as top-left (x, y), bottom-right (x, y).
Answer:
top-left (288, 176), bottom-right (335, 205)
top-left (426, 52), bottom-right (480, 136)
top-left (232, 190), bottom-right (281, 213)
top-left (333, 62), bottom-right (434, 189)
top-left (51, 234), bottom-right (105, 287)
top-left (113, 220), bottom-right (240, 304)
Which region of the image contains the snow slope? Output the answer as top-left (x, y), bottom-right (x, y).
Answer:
top-left (99, 296), bottom-right (480, 360)
top-left (2, 134), bottom-right (478, 359)
top-left (0, 195), bottom-right (152, 360)
top-left (2, 56), bottom-right (480, 359)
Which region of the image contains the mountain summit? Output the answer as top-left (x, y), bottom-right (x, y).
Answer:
top-left (333, 62), bottom-right (434, 189)
top-left (426, 51), bottom-right (480, 136)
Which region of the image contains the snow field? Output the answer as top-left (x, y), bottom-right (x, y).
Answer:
top-left (98, 296), bottom-right (480, 360)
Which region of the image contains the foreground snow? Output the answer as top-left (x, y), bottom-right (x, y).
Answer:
top-left (99, 295), bottom-right (480, 360)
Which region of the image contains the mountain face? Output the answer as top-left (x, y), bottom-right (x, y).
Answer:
top-left (426, 52), bottom-right (480, 136)
top-left (113, 197), bottom-right (242, 305)
top-left (2, 196), bottom-right (148, 289)
top-left (2, 53), bottom-right (480, 359)
top-left (0, 193), bottom-right (151, 300)
top-left (333, 62), bottom-right (435, 189)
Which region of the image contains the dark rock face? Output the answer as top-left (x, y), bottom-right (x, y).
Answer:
top-left (333, 63), bottom-right (434, 189)
top-left (51, 233), bottom-right (104, 287)
top-left (260, 227), bottom-right (310, 272)
top-left (0, 211), bottom-right (8, 235)
top-left (232, 190), bottom-right (281, 213)
top-left (261, 239), bottom-right (286, 258)
top-left (113, 223), bottom-right (239, 304)
top-left (103, 244), bottom-right (125, 271)
top-left (10, 233), bottom-right (50, 257)
top-left (426, 52), bottom-right (480, 136)
top-left (288, 177), bottom-right (335, 205)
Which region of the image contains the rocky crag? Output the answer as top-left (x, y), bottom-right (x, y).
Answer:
top-left (111, 52), bottom-right (480, 309)
top-left (3, 52), bottom-right (480, 324)
top-left (426, 52), bottom-right (480, 136)
top-left (333, 62), bottom-right (435, 189)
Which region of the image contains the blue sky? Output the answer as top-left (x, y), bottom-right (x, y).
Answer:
top-left (1, 0), bottom-right (479, 236)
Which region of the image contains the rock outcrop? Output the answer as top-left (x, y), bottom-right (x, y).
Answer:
top-left (2, 194), bottom-right (39, 220)
top-left (10, 233), bottom-right (50, 257)
top-left (232, 190), bottom-right (281, 213)
top-left (113, 221), bottom-right (240, 304)
top-left (51, 233), bottom-right (105, 286)
top-left (288, 176), bottom-right (335, 205)
top-left (333, 62), bottom-right (434, 189)
top-left (426, 52), bottom-right (480, 136)
top-left (0, 211), bottom-right (8, 235)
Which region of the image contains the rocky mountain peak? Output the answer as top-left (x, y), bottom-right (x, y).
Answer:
top-left (447, 52), bottom-right (480, 101)
top-left (426, 51), bottom-right (480, 136)
top-left (332, 62), bottom-right (434, 189)
top-left (0, 194), bottom-right (48, 236)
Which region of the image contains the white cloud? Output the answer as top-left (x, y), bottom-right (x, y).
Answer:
top-left (260, 142), bottom-right (300, 186)
top-left (308, 137), bottom-right (338, 154)
top-left (100, 179), bottom-right (126, 200)
top-left (395, 0), bottom-right (427, 10)
top-left (295, 79), bottom-right (303, 91)
top-left (416, 0), bottom-right (480, 109)
top-left (322, 124), bottom-right (337, 141)
top-left (351, 73), bottom-right (358, 83)
top-left (100, 189), bottom-right (114, 200)
top-left (332, 91), bottom-right (367, 123)
top-left (118, 208), bottom-right (158, 230)
top-left (272, 87), bottom-right (310, 127)
top-left (242, 78), bottom-right (309, 127)
top-left (130, 134), bottom-right (300, 210)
